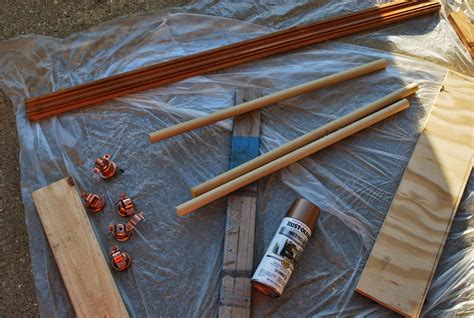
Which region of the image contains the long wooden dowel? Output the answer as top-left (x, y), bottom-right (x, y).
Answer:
top-left (149, 59), bottom-right (388, 143)
top-left (176, 99), bottom-right (409, 216)
top-left (191, 83), bottom-right (418, 197)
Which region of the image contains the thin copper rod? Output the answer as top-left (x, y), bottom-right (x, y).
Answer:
top-left (26, 1), bottom-right (440, 120)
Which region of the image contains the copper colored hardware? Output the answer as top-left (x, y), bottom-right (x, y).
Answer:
top-left (81, 192), bottom-right (106, 213)
top-left (109, 246), bottom-right (131, 272)
top-left (108, 223), bottom-right (131, 242)
top-left (25, 1), bottom-right (440, 121)
top-left (117, 192), bottom-right (136, 217)
top-left (108, 212), bottom-right (145, 242)
top-left (93, 154), bottom-right (117, 179)
top-left (129, 212), bottom-right (145, 229)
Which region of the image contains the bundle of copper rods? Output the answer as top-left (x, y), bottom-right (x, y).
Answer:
top-left (26, 0), bottom-right (440, 121)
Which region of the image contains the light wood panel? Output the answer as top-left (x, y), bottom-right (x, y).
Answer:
top-left (356, 71), bottom-right (474, 318)
top-left (32, 177), bottom-right (129, 318)
top-left (219, 89), bottom-right (261, 318)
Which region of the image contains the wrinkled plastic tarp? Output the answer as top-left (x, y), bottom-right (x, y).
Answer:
top-left (0, 1), bottom-right (472, 317)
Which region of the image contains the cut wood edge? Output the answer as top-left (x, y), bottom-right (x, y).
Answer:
top-left (355, 155), bottom-right (473, 318)
top-left (415, 154), bottom-right (474, 316)
top-left (354, 287), bottom-right (411, 317)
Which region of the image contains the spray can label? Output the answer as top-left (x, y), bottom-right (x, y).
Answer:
top-left (252, 217), bottom-right (312, 296)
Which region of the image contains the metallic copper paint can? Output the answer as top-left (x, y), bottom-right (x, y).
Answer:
top-left (252, 198), bottom-right (320, 297)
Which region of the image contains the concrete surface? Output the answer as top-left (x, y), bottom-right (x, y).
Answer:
top-left (0, 1), bottom-right (189, 316)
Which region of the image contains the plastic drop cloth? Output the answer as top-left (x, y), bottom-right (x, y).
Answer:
top-left (0, 1), bottom-right (473, 317)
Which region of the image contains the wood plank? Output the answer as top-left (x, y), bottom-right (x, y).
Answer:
top-left (219, 89), bottom-right (261, 318)
top-left (220, 276), bottom-right (252, 310)
top-left (32, 177), bottom-right (129, 318)
top-left (219, 305), bottom-right (250, 318)
top-left (448, 11), bottom-right (474, 58)
top-left (356, 71), bottom-right (474, 318)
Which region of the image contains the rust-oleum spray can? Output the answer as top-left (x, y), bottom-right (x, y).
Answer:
top-left (251, 198), bottom-right (320, 297)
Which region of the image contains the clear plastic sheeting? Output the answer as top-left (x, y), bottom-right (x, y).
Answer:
top-left (0, 2), bottom-right (472, 318)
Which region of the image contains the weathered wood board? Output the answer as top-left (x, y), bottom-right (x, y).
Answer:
top-left (448, 11), bottom-right (474, 58)
top-left (32, 177), bottom-right (129, 318)
top-left (219, 277), bottom-right (252, 318)
top-left (219, 89), bottom-right (262, 318)
top-left (356, 71), bottom-right (474, 317)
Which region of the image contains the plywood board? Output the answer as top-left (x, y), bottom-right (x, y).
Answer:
top-left (32, 177), bottom-right (129, 318)
top-left (219, 89), bottom-right (262, 318)
top-left (356, 71), bottom-right (474, 317)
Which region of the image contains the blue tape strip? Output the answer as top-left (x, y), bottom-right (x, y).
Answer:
top-left (229, 136), bottom-right (260, 169)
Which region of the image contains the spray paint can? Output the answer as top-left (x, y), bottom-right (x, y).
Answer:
top-left (251, 198), bottom-right (320, 297)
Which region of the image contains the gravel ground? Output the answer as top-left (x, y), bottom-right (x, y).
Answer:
top-left (0, 1), bottom-right (190, 316)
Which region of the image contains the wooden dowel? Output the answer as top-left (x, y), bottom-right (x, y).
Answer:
top-left (149, 59), bottom-right (388, 143)
top-left (191, 83), bottom-right (418, 197)
top-left (176, 99), bottom-right (410, 216)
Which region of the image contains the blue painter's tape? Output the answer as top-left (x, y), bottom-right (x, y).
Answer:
top-left (229, 136), bottom-right (260, 169)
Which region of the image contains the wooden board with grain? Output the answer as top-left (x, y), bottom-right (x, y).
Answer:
top-left (448, 11), bottom-right (474, 58)
top-left (219, 88), bottom-right (262, 318)
top-left (356, 71), bottom-right (474, 317)
top-left (32, 177), bottom-right (129, 318)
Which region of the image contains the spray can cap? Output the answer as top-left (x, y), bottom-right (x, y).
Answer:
top-left (286, 198), bottom-right (320, 233)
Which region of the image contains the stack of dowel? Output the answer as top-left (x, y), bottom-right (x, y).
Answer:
top-left (25, 0), bottom-right (439, 121)
top-left (143, 58), bottom-right (418, 215)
